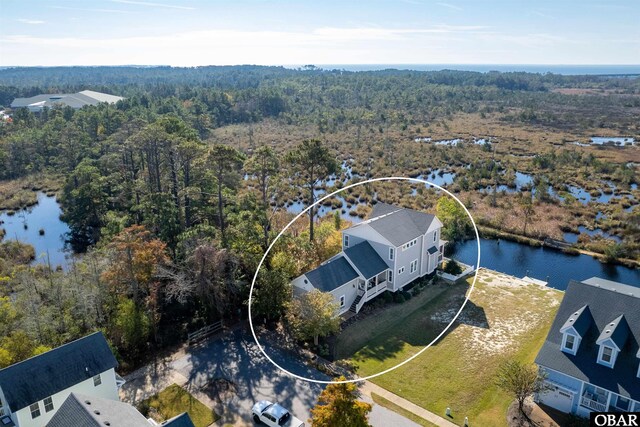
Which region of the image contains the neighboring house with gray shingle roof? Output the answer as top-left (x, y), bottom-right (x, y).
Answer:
top-left (535, 277), bottom-right (640, 417)
top-left (45, 393), bottom-right (195, 427)
top-left (292, 203), bottom-right (445, 315)
top-left (0, 332), bottom-right (126, 427)
top-left (10, 90), bottom-right (123, 113)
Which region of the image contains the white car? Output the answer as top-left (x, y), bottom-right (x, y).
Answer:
top-left (252, 400), bottom-right (305, 427)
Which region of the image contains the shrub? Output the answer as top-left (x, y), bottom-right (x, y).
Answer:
top-left (443, 259), bottom-right (463, 275)
top-left (402, 291), bottom-right (412, 300)
top-left (381, 291), bottom-right (393, 304)
top-left (394, 293), bottom-right (405, 304)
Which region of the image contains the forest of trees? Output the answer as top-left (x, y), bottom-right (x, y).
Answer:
top-left (0, 66), bottom-right (638, 370)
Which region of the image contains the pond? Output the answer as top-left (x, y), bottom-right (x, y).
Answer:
top-left (590, 136), bottom-right (635, 146)
top-left (563, 226), bottom-right (622, 244)
top-left (450, 237), bottom-right (640, 291)
top-left (0, 192), bottom-right (71, 269)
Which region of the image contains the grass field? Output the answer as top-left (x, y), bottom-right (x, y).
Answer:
top-left (340, 269), bottom-right (562, 427)
top-left (140, 383), bottom-right (219, 427)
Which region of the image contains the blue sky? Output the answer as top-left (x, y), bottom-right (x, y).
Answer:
top-left (0, 0), bottom-right (638, 66)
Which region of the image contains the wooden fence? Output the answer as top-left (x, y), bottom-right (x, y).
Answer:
top-left (187, 320), bottom-right (223, 345)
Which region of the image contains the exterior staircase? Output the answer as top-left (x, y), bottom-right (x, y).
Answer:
top-left (349, 294), bottom-right (363, 313)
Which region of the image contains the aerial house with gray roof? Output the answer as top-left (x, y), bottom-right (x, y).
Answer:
top-left (0, 332), bottom-right (125, 427)
top-left (292, 203), bottom-right (445, 315)
top-left (535, 277), bottom-right (640, 418)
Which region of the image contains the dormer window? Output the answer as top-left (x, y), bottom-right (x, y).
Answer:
top-left (343, 235), bottom-right (349, 248)
top-left (597, 344), bottom-right (618, 367)
top-left (561, 332), bottom-right (580, 355)
top-left (564, 334), bottom-right (575, 351)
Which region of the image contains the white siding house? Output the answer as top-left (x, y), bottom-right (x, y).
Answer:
top-left (535, 277), bottom-right (640, 418)
top-left (292, 203), bottom-right (445, 315)
top-left (0, 332), bottom-right (125, 427)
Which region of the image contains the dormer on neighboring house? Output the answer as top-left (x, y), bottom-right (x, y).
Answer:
top-left (595, 314), bottom-right (629, 368)
top-left (0, 332), bottom-right (125, 427)
top-left (559, 305), bottom-right (591, 356)
top-left (535, 277), bottom-right (640, 418)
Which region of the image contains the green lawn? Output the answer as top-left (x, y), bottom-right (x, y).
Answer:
top-left (140, 383), bottom-right (219, 427)
top-left (341, 269), bottom-right (562, 427)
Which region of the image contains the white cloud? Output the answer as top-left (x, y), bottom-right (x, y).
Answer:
top-left (16, 19), bottom-right (45, 24)
top-left (110, 0), bottom-right (195, 10)
top-left (436, 2), bottom-right (463, 11)
top-left (0, 25), bottom-right (633, 66)
top-left (50, 6), bottom-right (133, 14)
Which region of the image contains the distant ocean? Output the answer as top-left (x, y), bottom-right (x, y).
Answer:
top-left (293, 64), bottom-right (640, 75)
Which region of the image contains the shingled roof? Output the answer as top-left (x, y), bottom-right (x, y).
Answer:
top-left (46, 393), bottom-right (150, 427)
top-left (0, 332), bottom-right (118, 412)
top-left (344, 241), bottom-right (389, 279)
top-left (305, 256), bottom-right (359, 292)
top-left (535, 277), bottom-right (640, 401)
top-left (364, 202), bottom-right (436, 247)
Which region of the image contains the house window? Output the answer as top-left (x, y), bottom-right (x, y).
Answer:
top-left (434, 231), bottom-right (437, 242)
top-left (343, 235), bottom-right (349, 247)
top-left (30, 403), bottom-right (41, 419)
top-left (398, 266), bottom-right (405, 275)
top-left (389, 247), bottom-right (394, 260)
top-left (388, 271), bottom-right (393, 282)
top-left (402, 239), bottom-right (418, 251)
top-left (410, 259), bottom-right (418, 274)
top-left (93, 374), bottom-right (102, 386)
top-left (598, 345), bottom-right (615, 366)
top-left (43, 396), bottom-right (54, 413)
top-left (614, 396), bottom-right (630, 411)
top-left (564, 334), bottom-right (575, 351)
top-left (339, 295), bottom-right (345, 308)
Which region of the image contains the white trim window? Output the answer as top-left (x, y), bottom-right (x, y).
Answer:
top-left (402, 239), bottom-right (418, 250)
top-left (43, 396), bottom-right (54, 413)
top-left (434, 231), bottom-right (437, 242)
top-left (598, 345), bottom-right (616, 367)
top-left (398, 266), bottom-right (405, 275)
top-left (93, 374), bottom-right (102, 386)
top-left (339, 295), bottom-right (345, 308)
top-left (30, 402), bottom-right (41, 419)
top-left (389, 247), bottom-right (394, 260)
top-left (410, 259), bottom-right (418, 274)
top-left (388, 270), bottom-right (393, 282)
top-left (563, 334), bottom-right (576, 352)
top-left (343, 235), bottom-right (349, 248)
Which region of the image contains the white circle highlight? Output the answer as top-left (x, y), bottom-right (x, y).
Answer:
top-left (248, 176), bottom-right (481, 384)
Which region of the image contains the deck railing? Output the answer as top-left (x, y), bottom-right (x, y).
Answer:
top-left (581, 396), bottom-right (607, 412)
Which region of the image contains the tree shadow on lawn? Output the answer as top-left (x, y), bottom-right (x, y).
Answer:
top-left (348, 286), bottom-right (489, 364)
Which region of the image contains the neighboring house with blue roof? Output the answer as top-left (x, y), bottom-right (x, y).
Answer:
top-left (292, 203), bottom-right (445, 315)
top-left (535, 277), bottom-right (640, 418)
top-left (0, 332), bottom-right (126, 427)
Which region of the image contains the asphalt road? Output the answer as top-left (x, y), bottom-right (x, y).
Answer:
top-left (128, 327), bottom-right (420, 426)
